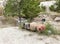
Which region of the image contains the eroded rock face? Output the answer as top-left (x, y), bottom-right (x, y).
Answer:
top-left (54, 17), bottom-right (60, 22)
top-left (0, 16), bottom-right (19, 27)
top-left (0, 16), bottom-right (6, 20)
top-left (34, 14), bottom-right (53, 22)
top-left (0, 16), bottom-right (6, 24)
top-left (0, 7), bottom-right (3, 15)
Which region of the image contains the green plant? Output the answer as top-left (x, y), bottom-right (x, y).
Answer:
top-left (49, 5), bottom-right (57, 12)
top-left (41, 23), bottom-right (56, 35)
top-left (49, 0), bottom-right (60, 12)
top-left (21, 0), bottom-right (41, 21)
top-left (40, 5), bottom-right (46, 12)
top-left (56, 0), bottom-right (60, 12)
top-left (4, 0), bottom-right (41, 21)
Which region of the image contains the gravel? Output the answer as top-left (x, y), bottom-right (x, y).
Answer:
top-left (0, 27), bottom-right (60, 44)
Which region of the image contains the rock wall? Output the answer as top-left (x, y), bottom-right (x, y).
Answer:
top-left (0, 16), bottom-right (19, 27)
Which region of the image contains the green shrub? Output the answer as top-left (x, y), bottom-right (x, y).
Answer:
top-left (40, 5), bottom-right (46, 12)
top-left (41, 23), bottom-right (56, 35)
top-left (49, 5), bottom-right (57, 12)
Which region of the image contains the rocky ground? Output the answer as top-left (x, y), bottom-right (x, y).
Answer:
top-left (0, 27), bottom-right (60, 44)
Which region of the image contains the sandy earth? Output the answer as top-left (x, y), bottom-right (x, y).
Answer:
top-left (0, 27), bottom-right (60, 44)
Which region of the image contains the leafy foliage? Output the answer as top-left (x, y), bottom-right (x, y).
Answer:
top-left (4, 0), bottom-right (41, 20)
top-left (4, 0), bottom-right (18, 16)
top-left (49, 0), bottom-right (60, 12)
top-left (49, 5), bottom-right (57, 11)
top-left (56, 0), bottom-right (60, 12)
top-left (41, 23), bottom-right (55, 35)
top-left (19, 0), bottom-right (41, 20)
top-left (40, 5), bottom-right (46, 12)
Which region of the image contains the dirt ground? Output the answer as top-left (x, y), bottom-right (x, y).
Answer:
top-left (0, 27), bottom-right (60, 44)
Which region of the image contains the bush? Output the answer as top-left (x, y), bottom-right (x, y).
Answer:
top-left (40, 6), bottom-right (46, 12)
top-left (41, 23), bottom-right (56, 35)
top-left (49, 5), bottom-right (57, 12)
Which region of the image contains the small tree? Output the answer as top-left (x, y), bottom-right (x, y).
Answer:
top-left (4, 0), bottom-right (18, 16)
top-left (19, 0), bottom-right (41, 21)
top-left (4, 0), bottom-right (41, 22)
